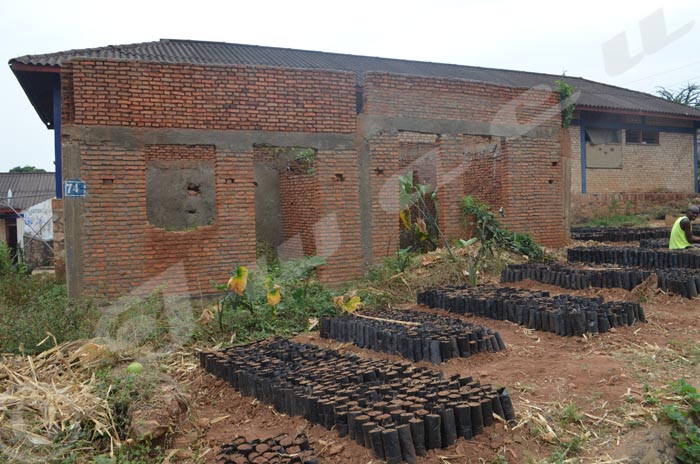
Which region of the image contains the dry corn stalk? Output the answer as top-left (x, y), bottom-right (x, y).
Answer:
top-left (0, 337), bottom-right (120, 455)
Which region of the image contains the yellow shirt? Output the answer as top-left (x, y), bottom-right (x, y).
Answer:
top-left (669, 216), bottom-right (691, 249)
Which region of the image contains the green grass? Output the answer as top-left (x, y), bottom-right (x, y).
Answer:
top-left (579, 213), bottom-right (652, 228)
top-left (560, 402), bottom-right (584, 426)
top-left (0, 273), bottom-right (98, 354)
top-left (663, 379), bottom-right (700, 463)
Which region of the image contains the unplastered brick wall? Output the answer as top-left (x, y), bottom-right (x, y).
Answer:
top-left (279, 169), bottom-right (319, 258)
top-left (369, 134), bottom-right (400, 260)
top-left (462, 135), bottom-right (503, 207)
top-left (500, 137), bottom-right (565, 246)
top-left (59, 58), bottom-right (365, 296)
top-left (363, 72), bottom-right (563, 247)
top-left (62, 59), bottom-right (357, 133)
top-left (363, 72), bottom-right (560, 128)
top-left (77, 143), bottom-right (255, 297)
top-left (314, 150), bottom-right (363, 283)
top-left (398, 132), bottom-right (437, 187)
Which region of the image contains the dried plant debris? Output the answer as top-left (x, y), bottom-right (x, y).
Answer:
top-left (0, 338), bottom-right (119, 460)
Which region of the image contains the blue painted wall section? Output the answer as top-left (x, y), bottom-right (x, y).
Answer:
top-left (53, 75), bottom-right (62, 199)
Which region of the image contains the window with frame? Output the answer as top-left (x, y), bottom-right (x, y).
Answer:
top-left (625, 130), bottom-right (659, 145)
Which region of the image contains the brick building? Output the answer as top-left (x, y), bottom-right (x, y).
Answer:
top-left (0, 172), bottom-right (55, 267)
top-left (9, 40), bottom-right (700, 298)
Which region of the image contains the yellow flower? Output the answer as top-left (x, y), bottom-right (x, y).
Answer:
top-left (227, 266), bottom-right (248, 296)
top-left (267, 285), bottom-right (281, 307)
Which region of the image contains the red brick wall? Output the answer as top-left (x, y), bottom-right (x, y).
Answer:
top-left (398, 133), bottom-right (438, 187)
top-left (363, 72), bottom-right (560, 129)
top-left (77, 143), bottom-right (255, 297)
top-left (60, 59), bottom-right (362, 296)
top-left (363, 72), bottom-right (564, 249)
top-left (501, 137), bottom-right (565, 245)
top-left (279, 170), bottom-right (319, 258)
top-left (314, 150), bottom-right (363, 283)
top-left (369, 134), bottom-right (400, 260)
top-left (462, 136), bottom-right (503, 207)
top-left (435, 134), bottom-right (467, 239)
top-left (63, 59), bottom-right (356, 133)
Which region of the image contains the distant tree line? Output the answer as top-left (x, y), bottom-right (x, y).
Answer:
top-left (9, 166), bottom-right (46, 173)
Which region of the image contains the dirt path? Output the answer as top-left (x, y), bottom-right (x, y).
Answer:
top-left (172, 278), bottom-right (700, 463)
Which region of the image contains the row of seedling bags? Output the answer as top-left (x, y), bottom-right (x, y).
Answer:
top-left (218, 433), bottom-right (317, 464)
top-left (656, 269), bottom-right (700, 299)
top-left (568, 246), bottom-right (700, 269)
top-left (571, 225), bottom-right (700, 242)
top-left (319, 309), bottom-right (505, 364)
top-left (639, 239), bottom-right (669, 249)
top-left (502, 263), bottom-right (700, 300)
top-left (417, 285), bottom-right (645, 336)
top-left (501, 263), bottom-right (651, 291)
top-left (199, 338), bottom-right (515, 464)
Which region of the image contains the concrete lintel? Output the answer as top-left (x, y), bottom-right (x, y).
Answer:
top-left (358, 115), bottom-right (559, 140)
top-left (62, 125), bottom-right (357, 151)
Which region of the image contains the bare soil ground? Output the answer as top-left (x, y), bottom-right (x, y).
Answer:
top-left (169, 275), bottom-right (700, 464)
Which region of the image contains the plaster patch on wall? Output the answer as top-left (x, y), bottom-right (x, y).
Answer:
top-left (146, 159), bottom-right (216, 230)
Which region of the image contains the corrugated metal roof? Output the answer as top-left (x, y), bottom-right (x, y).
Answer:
top-left (0, 173), bottom-right (55, 211)
top-left (9, 38), bottom-right (700, 119)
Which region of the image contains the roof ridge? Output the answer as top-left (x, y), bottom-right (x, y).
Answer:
top-left (8, 40), bottom-right (161, 64)
top-left (158, 38), bottom-right (583, 81)
top-left (570, 75), bottom-right (700, 114)
top-left (10, 38), bottom-right (700, 120)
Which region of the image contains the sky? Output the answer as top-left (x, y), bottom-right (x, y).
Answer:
top-left (1, 0), bottom-right (699, 172)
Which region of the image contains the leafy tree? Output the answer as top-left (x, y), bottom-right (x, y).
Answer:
top-left (657, 83), bottom-right (700, 108)
top-left (9, 165), bottom-right (47, 173)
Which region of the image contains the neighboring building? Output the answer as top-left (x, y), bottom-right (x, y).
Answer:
top-left (0, 172), bottom-right (55, 266)
top-left (8, 40), bottom-right (700, 297)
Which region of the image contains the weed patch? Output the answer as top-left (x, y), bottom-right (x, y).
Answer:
top-left (663, 379), bottom-right (700, 463)
top-left (0, 243), bottom-right (97, 353)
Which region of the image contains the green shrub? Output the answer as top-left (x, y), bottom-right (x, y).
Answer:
top-left (197, 256), bottom-right (337, 342)
top-left (0, 243), bottom-right (96, 353)
top-left (461, 195), bottom-right (545, 262)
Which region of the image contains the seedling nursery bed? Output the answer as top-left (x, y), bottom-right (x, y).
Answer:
top-left (501, 263), bottom-right (651, 291)
top-left (568, 246), bottom-right (700, 269)
top-left (199, 338), bottom-right (515, 464)
top-left (571, 225), bottom-right (700, 242)
top-left (319, 309), bottom-right (505, 364)
top-left (656, 268), bottom-right (700, 299)
top-left (417, 285), bottom-right (645, 336)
